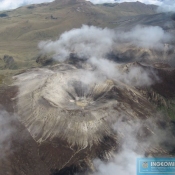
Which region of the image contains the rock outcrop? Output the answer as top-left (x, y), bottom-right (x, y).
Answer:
top-left (3, 55), bottom-right (17, 69)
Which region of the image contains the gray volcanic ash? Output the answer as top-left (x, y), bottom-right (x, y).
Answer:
top-left (14, 68), bottom-right (117, 148)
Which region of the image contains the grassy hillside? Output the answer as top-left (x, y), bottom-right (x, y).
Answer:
top-left (0, 0), bottom-right (158, 73)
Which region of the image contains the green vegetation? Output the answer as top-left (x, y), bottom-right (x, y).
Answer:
top-left (102, 3), bottom-right (117, 7)
top-left (0, 13), bottom-right (8, 18)
top-left (157, 101), bottom-right (175, 121)
top-left (0, 74), bottom-right (4, 84)
top-left (167, 103), bottom-right (175, 120)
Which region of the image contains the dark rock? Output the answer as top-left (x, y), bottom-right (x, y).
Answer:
top-left (0, 13), bottom-right (8, 18)
top-left (36, 54), bottom-right (54, 66)
top-left (27, 5), bottom-right (35, 9)
top-left (103, 3), bottom-right (117, 7)
top-left (3, 55), bottom-right (14, 64)
top-left (51, 15), bottom-right (57, 20)
top-left (3, 55), bottom-right (17, 69)
top-left (171, 13), bottom-right (175, 21)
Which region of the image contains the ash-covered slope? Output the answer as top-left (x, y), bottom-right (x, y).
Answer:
top-left (1, 60), bottom-right (171, 175)
top-left (15, 68), bottom-right (117, 148)
top-left (14, 63), bottom-right (154, 148)
top-left (0, 59), bottom-right (174, 175)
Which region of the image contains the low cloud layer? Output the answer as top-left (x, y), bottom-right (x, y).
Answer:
top-left (39, 25), bottom-right (172, 57)
top-left (93, 119), bottom-right (144, 175)
top-left (88, 57), bottom-right (158, 87)
top-left (39, 25), bottom-right (166, 87)
top-left (92, 114), bottom-right (175, 175)
top-left (116, 25), bottom-right (172, 50)
top-left (0, 0), bottom-right (54, 11)
top-left (93, 150), bottom-right (140, 175)
top-left (39, 25), bottom-right (116, 62)
top-left (39, 24), bottom-right (173, 62)
top-left (157, 0), bottom-right (175, 13)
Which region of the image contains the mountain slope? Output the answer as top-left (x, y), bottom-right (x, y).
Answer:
top-left (0, 0), bottom-right (158, 70)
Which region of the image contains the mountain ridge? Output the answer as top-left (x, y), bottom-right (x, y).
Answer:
top-left (0, 0), bottom-right (158, 68)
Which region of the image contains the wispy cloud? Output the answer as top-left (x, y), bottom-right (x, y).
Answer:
top-left (92, 115), bottom-right (175, 175)
top-left (0, 108), bottom-right (17, 159)
top-left (39, 25), bottom-right (173, 61)
top-left (39, 25), bottom-right (162, 87)
top-left (116, 25), bottom-right (172, 50)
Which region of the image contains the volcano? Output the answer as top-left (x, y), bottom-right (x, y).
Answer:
top-left (3, 60), bottom-right (171, 174)
top-left (0, 0), bottom-right (175, 175)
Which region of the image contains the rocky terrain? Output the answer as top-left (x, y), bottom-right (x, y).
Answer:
top-left (0, 60), bottom-right (174, 175)
top-left (0, 0), bottom-right (175, 175)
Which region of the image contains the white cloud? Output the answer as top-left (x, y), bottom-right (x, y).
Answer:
top-left (39, 25), bottom-right (161, 87)
top-left (0, 108), bottom-right (17, 159)
top-left (116, 25), bottom-right (172, 50)
top-left (88, 57), bottom-right (158, 87)
top-left (0, 0), bottom-right (54, 11)
top-left (92, 115), bottom-right (175, 175)
top-left (157, 0), bottom-right (175, 12)
top-left (38, 25), bottom-right (116, 62)
top-left (93, 149), bottom-right (140, 175)
top-left (39, 25), bottom-right (172, 61)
